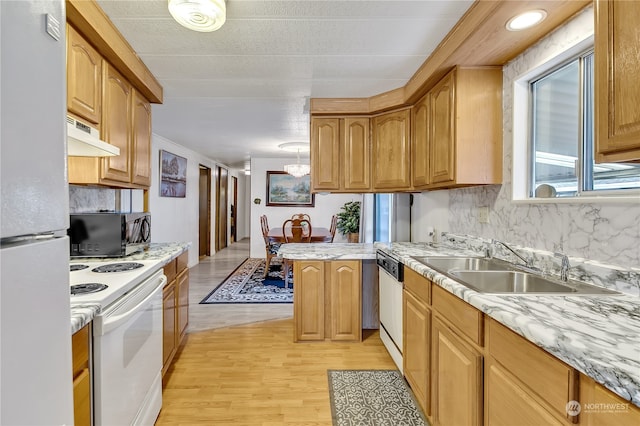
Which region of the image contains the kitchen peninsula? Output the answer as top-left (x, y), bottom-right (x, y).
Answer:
top-left (280, 237), bottom-right (640, 424)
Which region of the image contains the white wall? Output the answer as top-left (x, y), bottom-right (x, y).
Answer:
top-left (249, 157), bottom-right (362, 258)
top-left (411, 6), bottom-right (640, 269)
top-left (150, 134), bottom-right (245, 267)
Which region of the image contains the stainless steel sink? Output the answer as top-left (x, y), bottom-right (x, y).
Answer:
top-left (412, 256), bottom-right (620, 295)
top-left (412, 256), bottom-right (513, 273)
top-left (449, 271), bottom-right (577, 293)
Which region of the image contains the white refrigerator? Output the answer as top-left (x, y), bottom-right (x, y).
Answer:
top-left (0, 1), bottom-right (74, 424)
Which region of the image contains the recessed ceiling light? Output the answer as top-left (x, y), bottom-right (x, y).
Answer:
top-left (506, 9), bottom-right (547, 31)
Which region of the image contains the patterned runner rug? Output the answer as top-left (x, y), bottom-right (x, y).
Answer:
top-left (199, 258), bottom-right (293, 304)
top-left (327, 370), bottom-right (428, 426)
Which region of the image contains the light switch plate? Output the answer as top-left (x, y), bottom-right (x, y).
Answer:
top-left (478, 206), bottom-right (489, 223)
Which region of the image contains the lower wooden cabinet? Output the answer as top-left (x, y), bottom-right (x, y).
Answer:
top-left (177, 267), bottom-right (189, 341)
top-left (162, 251), bottom-right (189, 383)
top-left (162, 280), bottom-right (177, 376)
top-left (293, 260), bottom-right (361, 342)
top-left (72, 324), bottom-right (91, 426)
top-left (431, 315), bottom-right (483, 426)
top-left (579, 374), bottom-right (640, 426)
top-left (403, 289), bottom-right (431, 416)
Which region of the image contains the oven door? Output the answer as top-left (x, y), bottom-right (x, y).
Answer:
top-left (93, 269), bottom-right (165, 426)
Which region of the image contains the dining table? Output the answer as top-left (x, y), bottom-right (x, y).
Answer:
top-left (267, 227), bottom-right (333, 243)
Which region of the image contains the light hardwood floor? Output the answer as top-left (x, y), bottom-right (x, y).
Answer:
top-left (157, 239), bottom-right (396, 425)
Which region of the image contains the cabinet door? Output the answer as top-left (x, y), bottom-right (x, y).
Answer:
top-left (131, 89), bottom-right (152, 186)
top-left (485, 360), bottom-right (564, 426)
top-left (412, 93), bottom-right (430, 188)
top-left (67, 25), bottom-right (101, 125)
top-left (372, 109), bottom-right (411, 190)
top-left (431, 316), bottom-right (482, 426)
top-left (343, 118), bottom-right (371, 191)
top-left (177, 268), bottom-right (189, 341)
top-left (429, 72), bottom-right (455, 185)
top-left (595, 0), bottom-right (640, 162)
top-left (162, 281), bottom-right (177, 376)
top-left (403, 290), bottom-right (431, 416)
top-left (101, 62), bottom-right (132, 183)
top-left (579, 375), bottom-right (640, 426)
top-left (329, 260), bottom-right (361, 341)
top-left (294, 261), bottom-right (325, 341)
top-left (311, 118), bottom-right (341, 191)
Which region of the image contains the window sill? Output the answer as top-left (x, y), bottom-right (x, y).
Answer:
top-left (512, 193), bottom-right (640, 204)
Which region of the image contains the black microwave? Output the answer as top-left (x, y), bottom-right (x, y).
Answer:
top-left (68, 212), bottom-right (151, 257)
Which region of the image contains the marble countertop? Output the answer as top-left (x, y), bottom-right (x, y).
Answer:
top-left (279, 239), bottom-right (640, 406)
top-left (374, 241), bottom-right (640, 408)
top-left (278, 243), bottom-right (377, 260)
top-left (69, 242), bottom-right (191, 334)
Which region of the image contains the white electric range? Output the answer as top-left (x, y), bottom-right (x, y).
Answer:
top-left (70, 258), bottom-right (166, 426)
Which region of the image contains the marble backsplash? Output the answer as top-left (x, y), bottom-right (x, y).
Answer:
top-left (69, 185), bottom-right (116, 213)
top-left (442, 6), bottom-right (640, 270)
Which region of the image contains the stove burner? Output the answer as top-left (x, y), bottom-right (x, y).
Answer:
top-left (70, 264), bottom-right (89, 272)
top-left (71, 283), bottom-right (108, 295)
top-left (92, 262), bottom-right (144, 273)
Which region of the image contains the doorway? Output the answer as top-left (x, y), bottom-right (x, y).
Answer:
top-left (230, 176), bottom-right (238, 243)
top-left (215, 166), bottom-right (228, 251)
top-left (198, 165), bottom-right (211, 258)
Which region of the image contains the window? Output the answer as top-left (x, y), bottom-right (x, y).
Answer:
top-left (529, 50), bottom-right (640, 198)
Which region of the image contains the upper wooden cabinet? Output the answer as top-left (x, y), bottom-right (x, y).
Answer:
top-left (372, 109), bottom-right (411, 191)
top-left (67, 24), bottom-right (102, 125)
top-left (411, 94), bottom-right (430, 188)
top-left (131, 89), bottom-right (152, 186)
top-left (101, 62), bottom-right (132, 184)
top-left (310, 118), bottom-right (340, 191)
top-left (424, 67), bottom-right (503, 190)
top-left (68, 62), bottom-right (153, 189)
top-left (310, 117), bottom-right (371, 192)
top-left (595, 0), bottom-right (640, 163)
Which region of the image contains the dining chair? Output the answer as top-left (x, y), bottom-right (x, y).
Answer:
top-left (281, 218), bottom-right (312, 287)
top-left (329, 214), bottom-right (338, 242)
top-left (260, 215), bottom-right (281, 278)
top-left (291, 213), bottom-right (311, 222)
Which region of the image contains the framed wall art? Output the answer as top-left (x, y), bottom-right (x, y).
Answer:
top-left (160, 150), bottom-right (187, 197)
top-left (266, 171), bottom-right (315, 207)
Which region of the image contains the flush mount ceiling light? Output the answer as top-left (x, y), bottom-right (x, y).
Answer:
top-left (168, 0), bottom-right (226, 32)
top-left (279, 142), bottom-right (310, 178)
top-left (506, 9), bottom-right (547, 31)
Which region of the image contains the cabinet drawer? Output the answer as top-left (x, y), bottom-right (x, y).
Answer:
top-left (177, 251), bottom-right (188, 272)
top-left (404, 268), bottom-right (430, 304)
top-left (164, 258), bottom-right (177, 283)
top-left (72, 324), bottom-right (89, 378)
top-left (488, 318), bottom-right (576, 418)
top-left (432, 285), bottom-right (483, 346)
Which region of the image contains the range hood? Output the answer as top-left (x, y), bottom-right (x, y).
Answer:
top-left (67, 115), bottom-right (120, 157)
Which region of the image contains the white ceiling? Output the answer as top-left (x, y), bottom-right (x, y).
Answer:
top-left (96, 0), bottom-right (474, 169)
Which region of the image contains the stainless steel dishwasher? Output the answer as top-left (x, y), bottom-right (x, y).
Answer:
top-left (376, 250), bottom-right (404, 372)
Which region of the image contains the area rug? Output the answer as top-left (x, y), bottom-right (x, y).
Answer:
top-left (327, 370), bottom-right (428, 426)
top-left (199, 258), bottom-right (293, 304)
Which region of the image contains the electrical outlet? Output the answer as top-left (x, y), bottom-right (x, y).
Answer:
top-left (478, 206), bottom-right (489, 224)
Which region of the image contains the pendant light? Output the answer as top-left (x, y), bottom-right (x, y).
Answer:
top-left (279, 142), bottom-right (310, 178)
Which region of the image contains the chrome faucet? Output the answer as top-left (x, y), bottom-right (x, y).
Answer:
top-left (491, 239), bottom-right (534, 269)
top-left (554, 252), bottom-right (570, 282)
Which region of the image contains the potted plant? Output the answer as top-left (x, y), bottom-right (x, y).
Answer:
top-left (336, 201), bottom-right (361, 243)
